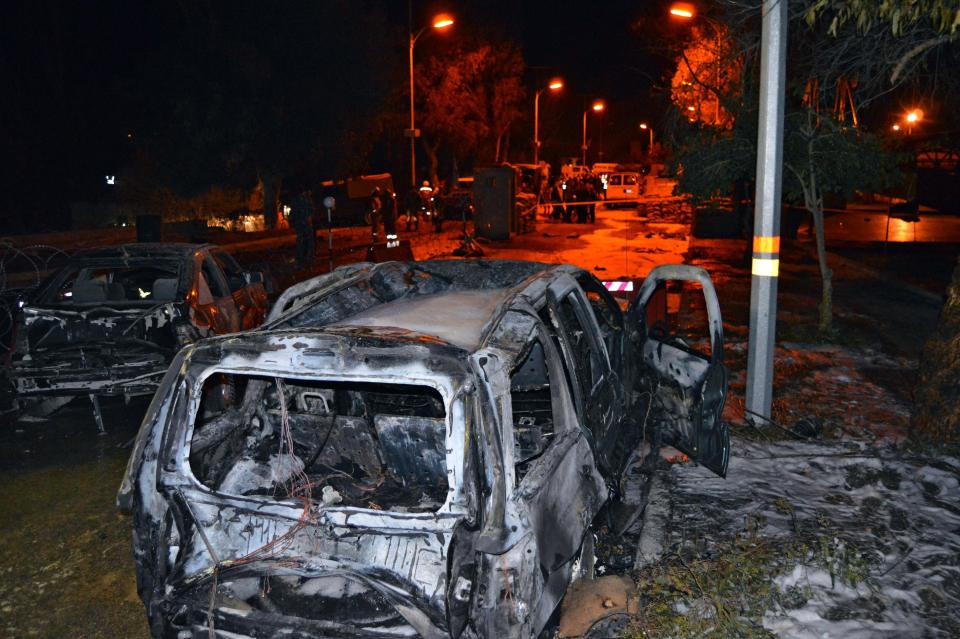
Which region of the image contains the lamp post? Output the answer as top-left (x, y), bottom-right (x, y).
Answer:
top-left (408, 7), bottom-right (454, 189)
top-left (669, 3), bottom-right (723, 126)
top-left (639, 122), bottom-right (654, 152)
top-left (582, 99), bottom-right (605, 166)
top-left (533, 77), bottom-right (563, 164)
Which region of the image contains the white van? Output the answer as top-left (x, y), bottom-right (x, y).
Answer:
top-left (605, 171), bottom-right (643, 205)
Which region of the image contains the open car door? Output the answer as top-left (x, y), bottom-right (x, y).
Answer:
top-left (627, 265), bottom-right (729, 477)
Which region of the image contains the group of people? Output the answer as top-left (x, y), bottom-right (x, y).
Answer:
top-left (287, 179), bottom-right (447, 269)
top-left (548, 175), bottom-right (602, 224)
top-left (371, 180), bottom-right (444, 241)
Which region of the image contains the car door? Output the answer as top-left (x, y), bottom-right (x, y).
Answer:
top-left (211, 249), bottom-right (267, 330)
top-left (506, 328), bottom-right (606, 633)
top-left (607, 174), bottom-right (622, 199)
top-left (626, 265), bottom-right (729, 477)
top-left (191, 253), bottom-right (240, 334)
top-left (542, 277), bottom-right (622, 474)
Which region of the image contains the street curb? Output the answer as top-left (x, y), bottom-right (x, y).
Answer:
top-left (634, 470), bottom-right (670, 570)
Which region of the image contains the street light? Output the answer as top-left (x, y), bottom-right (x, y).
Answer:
top-left (408, 8), bottom-right (454, 189)
top-left (640, 122), bottom-right (654, 151)
top-left (903, 108), bottom-right (923, 134)
top-left (533, 77), bottom-right (563, 164)
top-left (582, 99), bottom-right (605, 166)
top-left (669, 2), bottom-right (695, 18)
top-left (669, 3), bottom-right (723, 126)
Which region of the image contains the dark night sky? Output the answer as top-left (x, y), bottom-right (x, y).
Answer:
top-left (1, 0), bottom-right (675, 232)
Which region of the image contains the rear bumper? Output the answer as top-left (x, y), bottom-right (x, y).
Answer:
top-left (151, 571), bottom-right (434, 639)
top-left (158, 607), bottom-right (420, 639)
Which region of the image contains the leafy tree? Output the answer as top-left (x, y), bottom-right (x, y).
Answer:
top-left (781, 112), bottom-right (900, 331)
top-left (670, 24), bottom-right (739, 128)
top-left (415, 41), bottom-right (525, 184)
top-left (667, 1), bottom-right (960, 334)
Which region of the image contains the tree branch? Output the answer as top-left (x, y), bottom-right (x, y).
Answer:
top-left (890, 34), bottom-right (956, 84)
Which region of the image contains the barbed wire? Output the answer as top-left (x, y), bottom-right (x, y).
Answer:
top-left (0, 240), bottom-right (72, 354)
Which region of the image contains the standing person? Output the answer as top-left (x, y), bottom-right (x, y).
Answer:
top-left (290, 184), bottom-right (315, 268)
top-left (382, 189), bottom-right (398, 242)
top-left (550, 177), bottom-right (564, 221)
top-left (418, 180), bottom-right (435, 230)
top-left (432, 182), bottom-right (445, 233)
top-left (585, 178), bottom-right (597, 223)
top-left (566, 178), bottom-right (579, 223)
top-left (404, 186), bottom-right (420, 232)
top-left (368, 187), bottom-right (382, 242)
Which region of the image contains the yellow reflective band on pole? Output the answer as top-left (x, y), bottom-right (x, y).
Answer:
top-left (752, 235), bottom-right (780, 254)
top-left (751, 257), bottom-right (780, 277)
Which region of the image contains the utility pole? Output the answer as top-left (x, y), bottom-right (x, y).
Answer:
top-left (745, 0), bottom-right (787, 425)
top-left (408, 0), bottom-right (417, 189)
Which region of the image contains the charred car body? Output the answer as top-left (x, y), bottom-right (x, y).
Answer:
top-left (118, 259), bottom-right (729, 638)
top-left (7, 243), bottom-right (268, 426)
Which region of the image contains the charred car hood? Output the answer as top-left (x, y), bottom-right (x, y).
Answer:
top-left (10, 304), bottom-right (180, 396)
top-left (18, 303), bottom-right (179, 351)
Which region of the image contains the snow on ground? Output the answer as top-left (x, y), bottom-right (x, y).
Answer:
top-left (666, 438), bottom-right (960, 637)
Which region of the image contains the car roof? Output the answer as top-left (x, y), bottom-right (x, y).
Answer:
top-left (68, 243), bottom-right (212, 261)
top-left (267, 260), bottom-right (585, 354)
top-left (328, 288), bottom-right (514, 351)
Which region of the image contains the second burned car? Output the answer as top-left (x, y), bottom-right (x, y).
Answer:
top-left (6, 243), bottom-right (268, 426)
top-left (119, 259), bottom-right (729, 638)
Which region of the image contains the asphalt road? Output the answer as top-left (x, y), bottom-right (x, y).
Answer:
top-left (822, 208), bottom-right (960, 244)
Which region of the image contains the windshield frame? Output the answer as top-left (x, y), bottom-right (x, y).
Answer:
top-left (35, 258), bottom-right (185, 307)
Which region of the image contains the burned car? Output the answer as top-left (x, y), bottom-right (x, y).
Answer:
top-left (7, 243), bottom-right (268, 427)
top-left (118, 259), bottom-right (729, 638)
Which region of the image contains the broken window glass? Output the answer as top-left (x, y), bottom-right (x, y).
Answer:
top-left (645, 280), bottom-right (712, 360)
top-left (201, 257), bottom-right (228, 299)
top-left (510, 339), bottom-right (555, 482)
top-left (557, 293), bottom-right (601, 393)
top-left (188, 374), bottom-right (449, 513)
top-left (212, 250), bottom-right (247, 293)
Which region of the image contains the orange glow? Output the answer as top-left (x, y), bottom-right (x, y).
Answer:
top-left (639, 122), bottom-right (648, 129)
top-left (669, 3), bottom-right (696, 19)
top-left (592, 100), bottom-right (605, 112)
top-left (432, 14), bottom-right (454, 29)
top-left (548, 77), bottom-right (564, 91)
top-left (905, 109), bottom-right (923, 123)
top-left (687, 105), bottom-right (696, 111)
top-left (892, 124), bottom-right (901, 131)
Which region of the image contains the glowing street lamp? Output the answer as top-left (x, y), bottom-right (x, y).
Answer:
top-left (432, 14), bottom-right (454, 29)
top-left (533, 77), bottom-right (564, 164)
top-left (408, 9), bottom-right (455, 188)
top-left (903, 108), bottom-right (924, 134)
top-left (669, 2), bottom-right (695, 18)
top-left (640, 122), bottom-right (654, 150)
top-left (582, 99), bottom-right (605, 165)
top-left (892, 124), bottom-right (901, 132)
